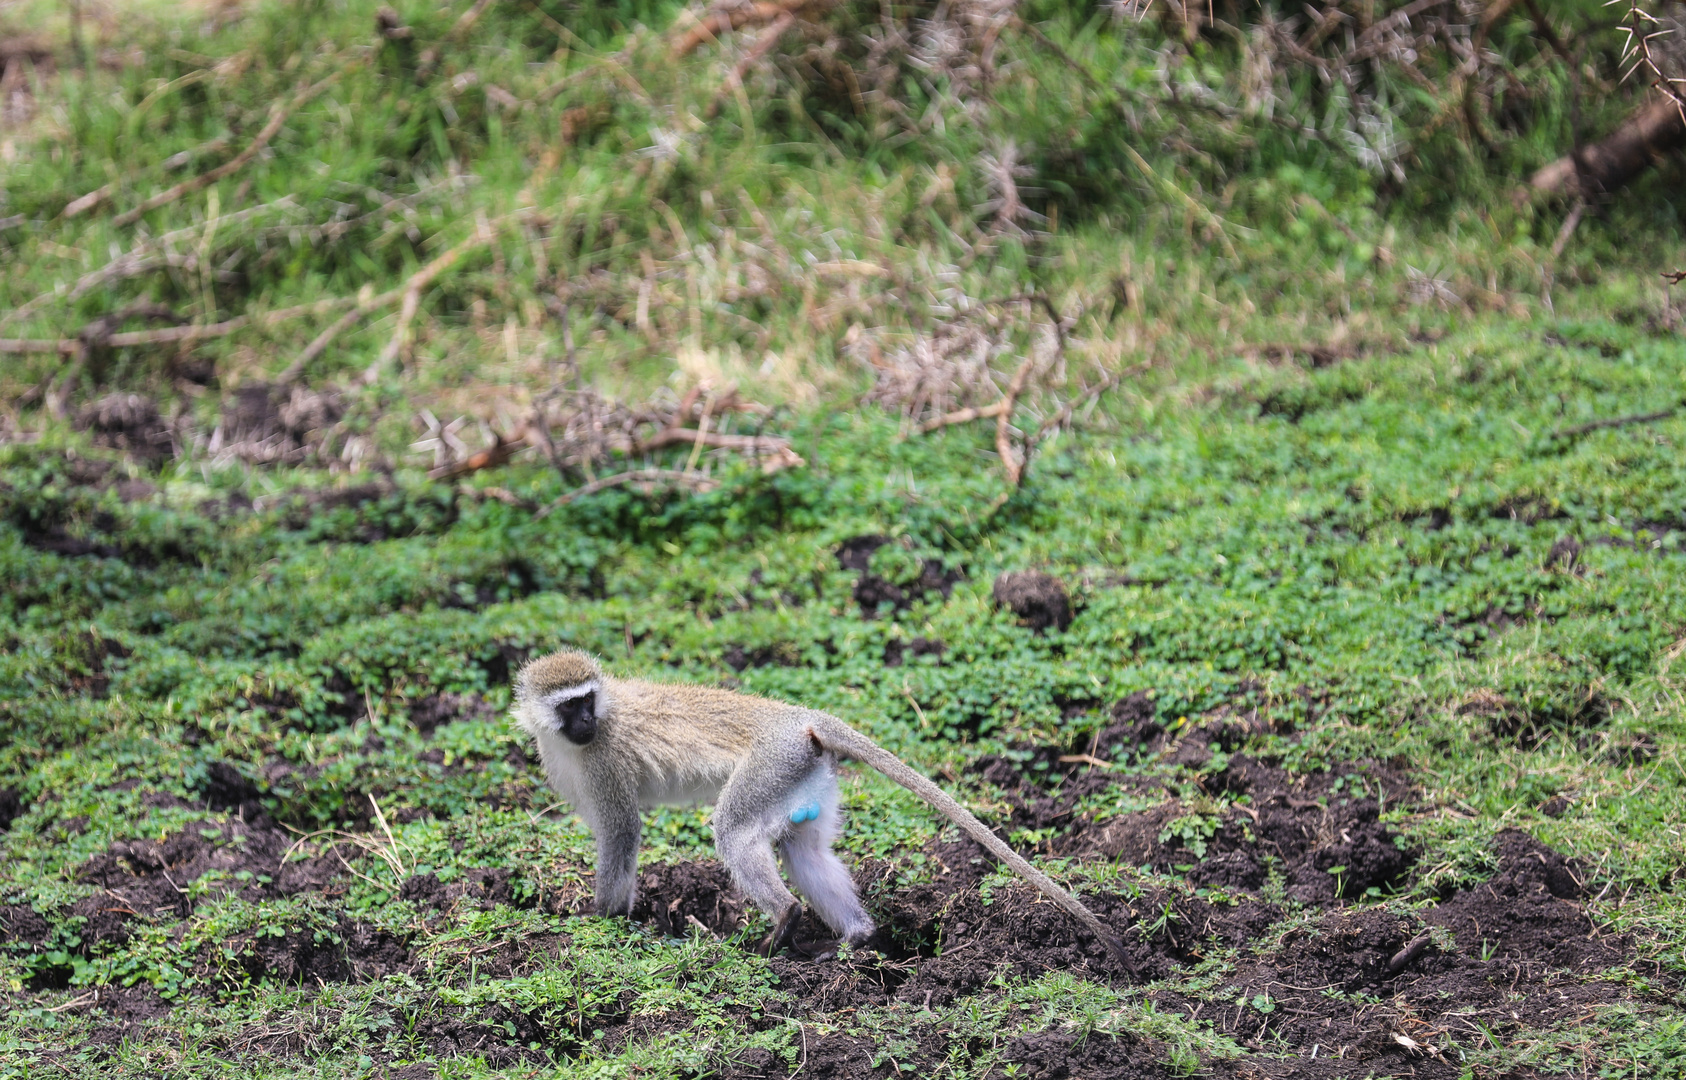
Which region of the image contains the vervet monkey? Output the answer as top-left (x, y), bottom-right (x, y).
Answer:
top-left (514, 649), bottom-right (1128, 963)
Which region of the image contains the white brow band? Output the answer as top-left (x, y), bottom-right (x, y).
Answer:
top-left (542, 681), bottom-right (599, 706)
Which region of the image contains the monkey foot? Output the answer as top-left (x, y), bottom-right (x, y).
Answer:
top-left (757, 902), bottom-right (803, 957)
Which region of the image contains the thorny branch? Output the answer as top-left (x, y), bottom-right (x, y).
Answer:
top-left (874, 293), bottom-right (1125, 488)
top-left (1620, 0), bottom-right (1686, 115)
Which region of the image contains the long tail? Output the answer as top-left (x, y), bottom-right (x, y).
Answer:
top-left (811, 716), bottom-right (1133, 970)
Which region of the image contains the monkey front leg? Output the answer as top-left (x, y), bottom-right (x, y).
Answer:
top-left (590, 803), bottom-right (642, 918)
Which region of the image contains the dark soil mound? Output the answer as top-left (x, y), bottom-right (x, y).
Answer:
top-left (191, 760), bottom-right (267, 819)
top-left (1005, 1029), bottom-right (1173, 1080)
top-left (1425, 828), bottom-right (1609, 968)
top-left (630, 860), bottom-right (749, 938)
top-left (407, 692), bottom-right (497, 737)
top-left (400, 868), bottom-right (519, 912)
top-left (75, 393), bottom-right (175, 466)
top-left (0, 787), bottom-right (24, 830)
top-left (77, 816), bottom-right (341, 926)
top-left (992, 570), bottom-right (1072, 631)
top-left (216, 383), bottom-right (344, 466)
top-left (836, 535), bottom-right (961, 615)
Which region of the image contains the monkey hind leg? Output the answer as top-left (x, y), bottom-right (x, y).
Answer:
top-left (714, 803), bottom-right (804, 946)
top-left (779, 779), bottom-right (874, 944)
top-left (758, 900), bottom-right (803, 957)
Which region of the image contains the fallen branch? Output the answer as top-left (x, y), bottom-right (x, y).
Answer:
top-left (625, 384), bottom-right (801, 470)
top-left (533, 469), bottom-right (720, 520)
top-left (1547, 404), bottom-right (1680, 441)
top-left (62, 184), bottom-right (112, 219)
top-left (4, 197), bottom-right (302, 331)
top-left (1, 315), bottom-right (251, 354)
top-left (1, 295), bottom-right (360, 360)
top-left (0, 338), bottom-right (80, 356)
top-left (632, 425), bottom-right (799, 460)
top-left (1529, 94), bottom-right (1686, 198)
top-left (1025, 361), bottom-right (1146, 451)
top-left (457, 484), bottom-right (534, 508)
top-left (1384, 933), bottom-right (1434, 978)
top-left (1663, 269), bottom-right (1686, 286)
top-left (111, 70), bottom-right (345, 228)
top-left (1057, 753), bottom-right (1113, 770)
top-left (1550, 197), bottom-right (1587, 261)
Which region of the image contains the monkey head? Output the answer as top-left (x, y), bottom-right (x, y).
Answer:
top-left (515, 649), bottom-right (606, 746)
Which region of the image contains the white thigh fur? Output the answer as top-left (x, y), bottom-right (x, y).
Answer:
top-left (777, 759), bottom-right (874, 941)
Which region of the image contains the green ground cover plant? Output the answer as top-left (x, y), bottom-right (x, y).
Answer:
top-left (2, 0), bottom-right (1686, 1076)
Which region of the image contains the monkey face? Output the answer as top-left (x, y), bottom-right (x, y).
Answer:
top-left (555, 690), bottom-right (597, 745)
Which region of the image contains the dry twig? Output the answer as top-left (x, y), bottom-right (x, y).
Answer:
top-left (1546, 404), bottom-right (1680, 441)
top-left (706, 10), bottom-right (797, 118)
top-left (277, 287), bottom-right (402, 384)
top-left (672, 0), bottom-right (822, 57)
top-left (533, 469), bottom-right (721, 520)
top-left (111, 69), bottom-right (347, 228)
top-left (995, 356), bottom-right (1038, 487)
top-left (427, 429), bottom-right (524, 480)
top-left (416, 0), bottom-right (500, 80)
top-left (363, 215), bottom-right (507, 383)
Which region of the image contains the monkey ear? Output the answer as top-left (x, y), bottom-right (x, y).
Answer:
top-left (806, 726), bottom-right (823, 755)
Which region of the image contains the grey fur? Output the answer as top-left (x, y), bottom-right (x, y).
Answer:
top-left (514, 649), bottom-right (1129, 965)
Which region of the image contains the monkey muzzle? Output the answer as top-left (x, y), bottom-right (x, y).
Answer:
top-left (553, 690), bottom-right (598, 745)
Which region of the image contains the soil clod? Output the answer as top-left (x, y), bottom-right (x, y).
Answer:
top-left (992, 570), bottom-right (1072, 631)
top-left (75, 394), bottom-right (176, 467)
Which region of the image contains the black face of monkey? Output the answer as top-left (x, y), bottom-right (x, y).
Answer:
top-left (555, 691), bottom-right (597, 745)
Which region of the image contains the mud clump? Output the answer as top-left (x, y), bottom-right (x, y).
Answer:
top-left (215, 383), bottom-right (345, 466)
top-left (992, 570), bottom-right (1072, 632)
top-left (75, 394), bottom-right (176, 467)
top-left (1079, 755), bottom-right (1416, 903)
top-left (24, 815), bottom-right (412, 996)
top-left (190, 760), bottom-right (267, 819)
top-left (1005, 1029), bottom-right (1170, 1079)
top-left (400, 869), bottom-right (519, 912)
top-left (56, 630), bottom-right (131, 698)
top-left (75, 817), bottom-right (342, 935)
top-left (1544, 535), bottom-right (1582, 571)
top-left (0, 903), bottom-right (51, 946)
top-left (836, 535), bottom-right (960, 615)
top-left (220, 919), bottom-right (410, 988)
top-left (1459, 684), bottom-right (1611, 750)
top-left (882, 636), bottom-right (944, 667)
top-left (630, 860), bottom-right (749, 938)
top-left (723, 643), bottom-right (798, 672)
top-left (1425, 828), bottom-right (1610, 967)
top-left (407, 692), bottom-right (497, 738)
